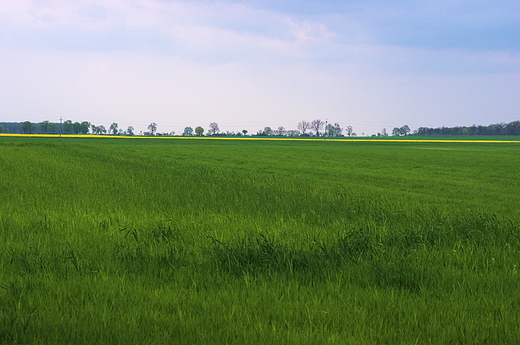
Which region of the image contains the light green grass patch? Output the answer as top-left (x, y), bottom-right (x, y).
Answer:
top-left (1, 137), bottom-right (519, 344)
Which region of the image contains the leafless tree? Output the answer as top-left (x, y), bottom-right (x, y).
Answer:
top-left (345, 125), bottom-right (353, 137)
top-left (297, 121), bottom-right (310, 135)
top-left (310, 119), bottom-right (325, 137)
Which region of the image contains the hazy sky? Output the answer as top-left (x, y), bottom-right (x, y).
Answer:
top-left (1, 0), bottom-right (518, 135)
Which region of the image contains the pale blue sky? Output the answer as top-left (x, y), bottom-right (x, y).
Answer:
top-left (1, 0), bottom-right (518, 135)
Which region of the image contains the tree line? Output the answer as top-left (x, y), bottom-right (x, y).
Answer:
top-left (179, 120), bottom-right (355, 137)
top-left (413, 121), bottom-right (520, 136)
top-left (2, 119), bottom-right (519, 137)
top-left (0, 121), bottom-right (162, 136)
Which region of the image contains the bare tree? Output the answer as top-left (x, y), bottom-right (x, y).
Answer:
top-left (297, 121), bottom-right (310, 135)
top-left (148, 122), bottom-right (157, 135)
top-left (310, 119), bottom-right (325, 137)
top-left (209, 122), bottom-right (219, 135)
top-left (345, 126), bottom-right (353, 137)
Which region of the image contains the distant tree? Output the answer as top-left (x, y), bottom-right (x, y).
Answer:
top-left (311, 119), bottom-right (325, 137)
top-left (99, 125), bottom-right (106, 135)
top-left (491, 123), bottom-right (506, 135)
top-left (39, 121), bottom-right (50, 134)
top-left (326, 123), bottom-right (342, 137)
top-left (275, 126), bottom-right (285, 136)
top-left (381, 128), bottom-right (388, 136)
top-left (63, 120), bottom-right (73, 134)
top-left (392, 127), bottom-right (401, 136)
top-left (401, 125), bottom-right (411, 136)
top-left (0, 125), bottom-right (4, 133)
top-left (242, 129), bottom-right (248, 136)
top-left (195, 126), bottom-right (204, 136)
top-left (48, 123), bottom-right (59, 134)
top-left (148, 122), bottom-right (157, 135)
top-left (79, 121), bottom-right (90, 134)
top-left (506, 121), bottom-right (520, 135)
top-left (297, 121), bottom-right (310, 135)
top-left (209, 122), bottom-right (219, 135)
top-left (126, 126), bottom-right (134, 136)
top-left (263, 126), bottom-right (273, 136)
top-left (333, 123), bottom-right (343, 136)
top-left (183, 127), bottom-right (194, 136)
top-left (325, 123), bottom-right (333, 137)
top-left (21, 121), bottom-right (34, 134)
top-left (73, 122), bottom-right (81, 134)
top-left (345, 125), bottom-right (353, 137)
top-left (110, 122), bottom-right (119, 135)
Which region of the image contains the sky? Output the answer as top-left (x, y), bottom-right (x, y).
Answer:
top-left (0, 0), bottom-right (519, 136)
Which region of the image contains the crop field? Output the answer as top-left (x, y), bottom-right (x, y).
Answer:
top-left (1, 136), bottom-right (520, 344)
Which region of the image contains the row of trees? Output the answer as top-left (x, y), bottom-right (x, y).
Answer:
top-left (15, 120), bottom-right (92, 135)
top-left (0, 121), bottom-right (163, 136)
top-left (254, 121), bottom-right (354, 137)
top-left (179, 121), bottom-right (354, 137)
top-left (182, 121), bottom-right (356, 137)
top-left (182, 123), bottom-right (245, 137)
top-left (413, 121), bottom-right (520, 136)
top-left (391, 125), bottom-right (410, 136)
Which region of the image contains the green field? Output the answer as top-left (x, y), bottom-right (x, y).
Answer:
top-left (1, 136), bottom-right (520, 344)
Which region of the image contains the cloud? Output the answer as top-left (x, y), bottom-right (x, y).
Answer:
top-left (2, 1), bottom-right (517, 61)
top-left (0, 0), bottom-right (518, 135)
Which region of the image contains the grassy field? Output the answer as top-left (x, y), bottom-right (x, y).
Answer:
top-left (1, 136), bottom-right (520, 344)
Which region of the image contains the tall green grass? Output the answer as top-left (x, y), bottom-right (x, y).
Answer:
top-left (1, 137), bottom-right (519, 344)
